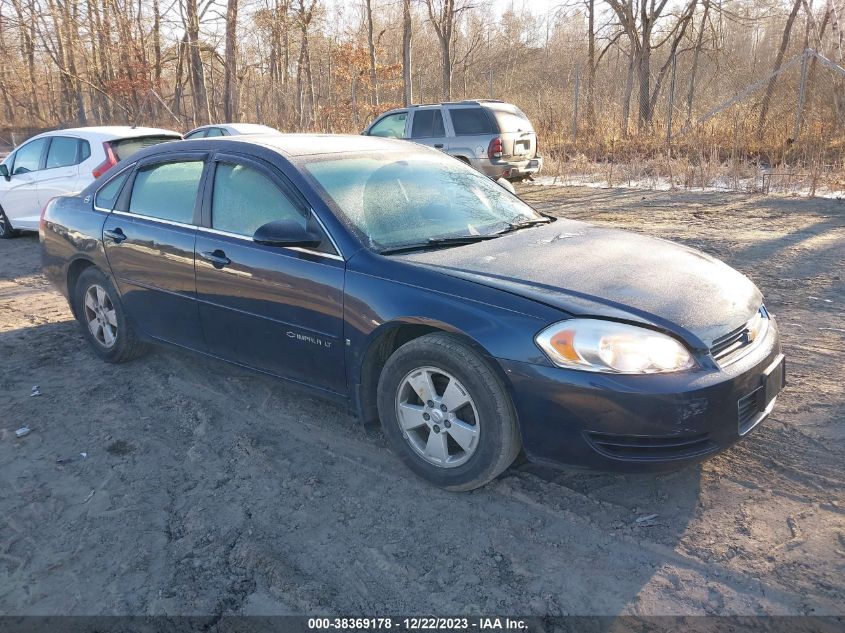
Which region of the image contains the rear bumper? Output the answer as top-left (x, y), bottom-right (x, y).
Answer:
top-left (476, 156), bottom-right (543, 180)
top-left (498, 321), bottom-right (783, 471)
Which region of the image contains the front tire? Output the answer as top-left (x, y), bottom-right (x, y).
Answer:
top-left (74, 267), bottom-right (148, 363)
top-left (377, 333), bottom-right (521, 491)
top-left (0, 206), bottom-right (17, 239)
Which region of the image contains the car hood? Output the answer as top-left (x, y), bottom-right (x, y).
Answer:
top-left (395, 219), bottom-right (762, 348)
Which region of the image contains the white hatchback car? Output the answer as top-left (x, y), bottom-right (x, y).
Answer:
top-left (0, 126), bottom-right (181, 237)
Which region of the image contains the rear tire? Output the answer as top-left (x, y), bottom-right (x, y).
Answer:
top-left (0, 206), bottom-right (17, 239)
top-left (377, 333), bottom-right (521, 491)
top-left (74, 267), bottom-right (148, 363)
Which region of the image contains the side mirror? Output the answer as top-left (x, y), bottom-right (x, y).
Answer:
top-left (253, 220), bottom-right (322, 248)
top-left (0, 164), bottom-right (9, 179)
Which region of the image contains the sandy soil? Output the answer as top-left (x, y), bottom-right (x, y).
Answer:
top-left (0, 186), bottom-right (843, 617)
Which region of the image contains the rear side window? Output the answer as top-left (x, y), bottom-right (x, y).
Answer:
top-left (204, 128), bottom-right (226, 137)
top-left (129, 161), bottom-right (203, 224)
top-left (12, 138), bottom-right (47, 174)
top-left (112, 135), bottom-right (180, 161)
top-left (46, 137), bottom-right (80, 169)
top-left (411, 109), bottom-right (445, 138)
top-left (95, 170), bottom-right (130, 210)
top-left (449, 108), bottom-right (495, 135)
top-left (211, 162), bottom-right (304, 236)
top-left (368, 112), bottom-right (407, 138)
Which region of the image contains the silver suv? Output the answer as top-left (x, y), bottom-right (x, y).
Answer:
top-left (362, 100), bottom-right (542, 181)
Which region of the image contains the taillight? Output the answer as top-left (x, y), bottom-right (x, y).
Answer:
top-left (92, 142), bottom-right (118, 178)
top-left (487, 137), bottom-right (503, 159)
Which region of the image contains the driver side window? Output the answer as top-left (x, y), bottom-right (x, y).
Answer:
top-left (11, 138), bottom-right (48, 175)
top-left (368, 112), bottom-right (407, 138)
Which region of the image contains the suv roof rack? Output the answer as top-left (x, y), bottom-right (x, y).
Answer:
top-left (408, 99), bottom-right (504, 108)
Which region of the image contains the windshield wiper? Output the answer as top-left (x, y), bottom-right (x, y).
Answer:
top-left (496, 217), bottom-right (551, 234)
top-left (379, 234), bottom-right (498, 255)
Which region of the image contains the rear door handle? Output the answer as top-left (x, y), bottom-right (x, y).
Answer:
top-left (104, 228), bottom-right (126, 243)
top-left (434, 144), bottom-right (444, 149)
top-left (200, 250), bottom-right (231, 269)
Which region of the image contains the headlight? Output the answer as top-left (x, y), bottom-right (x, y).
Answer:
top-left (535, 319), bottom-right (695, 374)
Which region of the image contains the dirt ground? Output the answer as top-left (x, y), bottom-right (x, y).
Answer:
top-left (0, 186), bottom-right (843, 617)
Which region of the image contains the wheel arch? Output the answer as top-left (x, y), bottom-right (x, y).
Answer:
top-left (355, 319), bottom-right (511, 426)
top-left (66, 257), bottom-right (98, 318)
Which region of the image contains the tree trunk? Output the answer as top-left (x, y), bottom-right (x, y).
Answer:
top-left (757, 0), bottom-right (803, 136)
top-left (621, 50), bottom-right (634, 136)
top-left (637, 28), bottom-right (651, 130)
top-left (648, 0), bottom-right (696, 116)
top-left (425, 0), bottom-right (455, 101)
top-left (12, 0), bottom-right (42, 121)
top-left (585, 0), bottom-right (596, 123)
top-left (440, 36), bottom-right (451, 100)
top-left (365, 0), bottom-right (379, 107)
top-left (402, 0), bottom-right (412, 105)
top-left (223, 0), bottom-right (239, 121)
top-left (0, 10), bottom-right (14, 121)
top-left (185, 0), bottom-right (210, 125)
top-left (686, 0), bottom-right (709, 125)
top-left (153, 0), bottom-right (162, 97)
top-left (172, 33), bottom-right (190, 122)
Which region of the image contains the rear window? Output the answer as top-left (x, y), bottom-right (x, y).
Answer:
top-left (129, 160), bottom-right (203, 224)
top-left (112, 135), bottom-right (180, 161)
top-left (45, 137), bottom-right (79, 169)
top-left (487, 106), bottom-right (534, 133)
top-left (449, 108), bottom-right (496, 135)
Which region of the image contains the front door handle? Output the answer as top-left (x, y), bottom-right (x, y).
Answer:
top-left (104, 228), bottom-right (126, 243)
top-left (434, 143), bottom-right (444, 149)
top-left (200, 249), bottom-right (231, 269)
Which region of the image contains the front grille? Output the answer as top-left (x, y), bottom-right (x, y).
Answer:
top-left (710, 308), bottom-right (769, 366)
top-left (711, 324), bottom-right (750, 361)
top-left (585, 431), bottom-right (716, 461)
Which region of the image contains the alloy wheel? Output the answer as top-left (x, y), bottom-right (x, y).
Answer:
top-left (395, 366), bottom-right (480, 468)
top-left (84, 284), bottom-right (118, 348)
top-left (0, 212), bottom-right (6, 237)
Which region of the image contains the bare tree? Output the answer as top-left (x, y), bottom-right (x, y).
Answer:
top-left (223, 0), bottom-right (239, 120)
top-left (365, 0), bottom-right (379, 106)
top-left (295, 0), bottom-right (317, 129)
top-left (685, 0), bottom-right (710, 125)
top-left (585, 0), bottom-right (596, 122)
top-left (424, 0), bottom-right (461, 100)
top-left (606, 0), bottom-right (696, 130)
top-left (185, 0), bottom-right (210, 125)
top-left (403, 0), bottom-right (413, 105)
top-left (757, 0), bottom-right (803, 136)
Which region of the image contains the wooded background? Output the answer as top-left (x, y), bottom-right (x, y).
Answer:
top-left (1, 0), bottom-right (844, 190)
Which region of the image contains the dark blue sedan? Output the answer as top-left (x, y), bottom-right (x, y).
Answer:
top-left (40, 134), bottom-right (785, 490)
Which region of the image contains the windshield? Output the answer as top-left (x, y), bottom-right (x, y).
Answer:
top-left (303, 152), bottom-right (544, 252)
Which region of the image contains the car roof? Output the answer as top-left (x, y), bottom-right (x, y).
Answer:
top-left (215, 133), bottom-right (413, 157)
top-left (189, 123), bottom-right (280, 134)
top-left (34, 126), bottom-right (180, 141)
top-left (122, 133), bottom-right (427, 168)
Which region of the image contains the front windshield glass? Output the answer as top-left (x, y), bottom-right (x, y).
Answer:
top-left (303, 152), bottom-right (544, 252)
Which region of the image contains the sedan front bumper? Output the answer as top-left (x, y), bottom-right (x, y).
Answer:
top-left (498, 321), bottom-right (783, 471)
